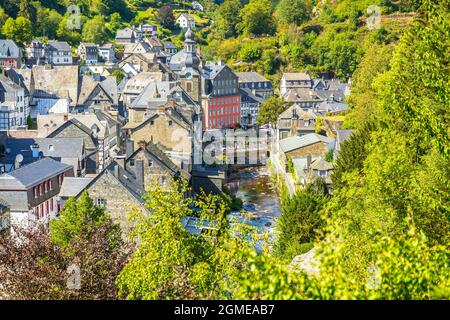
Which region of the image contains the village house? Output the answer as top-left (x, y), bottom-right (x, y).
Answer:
top-left (163, 41), bottom-right (178, 58)
top-left (201, 61), bottom-right (241, 130)
top-left (0, 157), bottom-right (74, 229)
top-left (77, 74), bottom-right (119, 113)
top-left (115, 26), bottom-right (146, 44)
top-left (141, 23), bottom-right (157, 34)
top-left (277, 105), bottom-right (317, 139)
top-left (0, 135), bottom-right (86, 177)
top-left (77, 43), bottom-right (99, 65)
top-left (192, 1), bottom-right (204, 12)
top-left (279, 133), bottom-right (334, 168)
top-left (280, 72), bottom-right (312, 95)
top-left (29, 65), bottom-right (79, 116)
top-left (73, 161), bottom-right (147, 235)
top-left (98, 43), bottom-right (116, 64)
top-left (123, 41), bottom-right (152, 56)
top-left (25, 40), bottom-right (45, 66)
top-left (58, 177), bottom-right (92, 206)
top-left (293, 156), bottom-right (334, 191)
top-left (0, 73), bottom-right (30, 130)
top-left (126, 80), bottom-right (198, 124)
top-left (145, 34), bottom-right (164, 53)
top-left (176, 13), bottom-right (196, 29)
top-left (122, 141), bottom-right (189, 189)
top-left (0, 40), bottom-right (22, 69)
top-left (122, 71), bottom-right (166, 106)
top-left (44, 41), bottom-right (73, 66)
top-left (123, 106), bottom-right (193, 171)
top-left (236, 72), bottom-right (274, 99)
top-left (38, 111), bottom-right (122, 173)
top-left (239, 87), bottom-right (264, 128)
top-left (115, 27), bottom-right (137, 44)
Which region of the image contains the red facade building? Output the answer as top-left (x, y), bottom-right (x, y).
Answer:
top-left (201, 62), bottom-right (240, 130)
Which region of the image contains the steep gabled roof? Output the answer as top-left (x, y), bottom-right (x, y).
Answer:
top-left (280, 133), bottom-right (334, 153)
top-left (0, 158), bottom-right (72, 190)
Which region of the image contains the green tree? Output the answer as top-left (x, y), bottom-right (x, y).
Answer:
top-left (345, 44), bottom-right (393, 129)
top-left (256, 96), bottom-right (287, 126)
top-left (111, 70), bottom-right (126, 84)
top-left (275, 179), bottom-right (328, 260)
top-left (278, 0), bottom-right (313, 26)
top-left (157, 5), bottom-right (175, 29)
top-left (2, 17), bottom-right (33, 44)
top-left (239, 0), bottom-right (276, 36)
top-left (215, 0), bottom-right (242, 38)
top-left (26, 115), bottom-right (35, 129)
top-left (18, 0), bottom-right (36, 25)
top-left (116, 181), bottom-right (252, 299)
top-left (82, 15), bottom-right (109, 44)
top-left (50, 191), bottom-right (121, 249)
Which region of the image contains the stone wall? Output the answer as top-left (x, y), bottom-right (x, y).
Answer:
top-left (85, 170), bottom-right (147, 235)
top-left (131, 113), bottom-right (192, 157)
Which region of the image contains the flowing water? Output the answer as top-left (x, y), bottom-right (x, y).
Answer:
top-left (226, 167), bottom-right (281, 236)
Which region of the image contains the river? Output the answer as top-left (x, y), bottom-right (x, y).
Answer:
top-left (226, 167), bottom-right (281, 237)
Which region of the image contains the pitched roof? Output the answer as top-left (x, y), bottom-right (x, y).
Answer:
top-left (0, 158), bottom-right (72, 190)
top-left (116, 28), bottom-right (135, 39)
top-left (283, 87), bottom-right (323, 103)
top-left (201, 63), bottom-right (227, 79)
top-left (0, 40), bottom-right (21, 58)
top-left (163, 41), bottom-right (177, 49)
top-left (178, 13), bottom-right (195, 21)
top-left (77, 161), bottom-right (145, 204)
top-left (310, 158), bottom-right (334, 171)
top-left (46, 41), bottom-right (71, 51)
top-left (278, 104), bottom-right (317, 120)
top-left (280, 133), bottom-right (334, 153)
top-left (282, 72), bottom-right (311, 81)
top-left (32, 65), bottom-right (80, 106)
top-left (59, 177), bottom-right (93, 198)
top-left (235, 72), bottom-right (269, 83)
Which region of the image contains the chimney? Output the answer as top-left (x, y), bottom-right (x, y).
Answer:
top-left (138, 141), bottom-right (146, 149)
top-left (116, 156), bottom-right (126, 169)
top-left (307, 155), bottom-right (312, 171)
top-left (113, 163), bottom-right (120, 178)
top-left (31, 143), bottom-right (41, 158)
top-left (126, 140), bottom-right (134, 158)
top-left (63, 114), bottom-right (68, 121)
top-left (135, 159), bottom-right (144, 187)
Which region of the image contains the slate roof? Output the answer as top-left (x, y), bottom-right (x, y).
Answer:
top-left (283, 88), bottom-right (323, 103)
top-left (282, 72), bottom-right (311, 81)
top-left (310, 158), bottom-right (334, 171)
top-left (1, 137), bottom-right (84, 168)
top-left (46, 41), bottom-right (71, 51)
top-left (239, 88), bottom-right (265, 104)
top-left (235, 72), bottom-right (269, 83)
top-left (0, 40), bottom-right (21, 58)
top-left (59, 177), bottom-right (93, 198)
top-left (76, 161), bottom-right (146, 204)
top-left (163, 41), bottom-right (177, 49)
top-left (0, 157), bottom-right (72, 190)
top-left (278, 105), bottom-right (317, 120)
top-left (280, 133), bottom-right (334, 153)
top-left (201, 63), bottom-right (227, 79)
